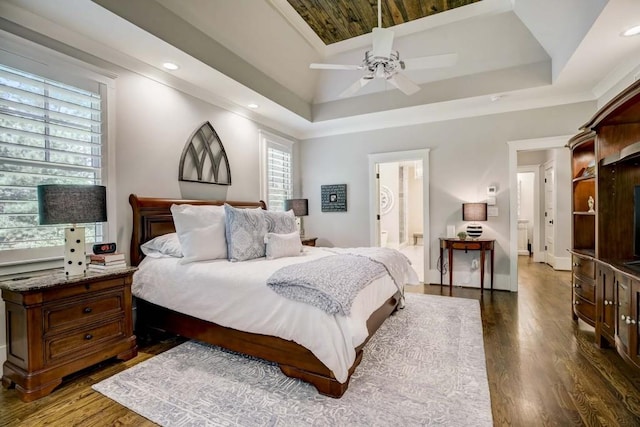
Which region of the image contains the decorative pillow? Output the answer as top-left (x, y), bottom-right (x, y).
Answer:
top-left (263, 210), bottom-right (297, 234)
top-left (264, 231), bottom-right (302, 260)
top-left (170, 204), bottom-right (227, 264)
top-left (224, 204), bottom-right (267, 262)
top-left (140, 233), bottom-right (183, 258)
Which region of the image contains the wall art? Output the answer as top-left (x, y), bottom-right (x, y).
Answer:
top-left (179, 121), bottom-right (231, 185)
top-left (321, 184), bottom-right (347, 212)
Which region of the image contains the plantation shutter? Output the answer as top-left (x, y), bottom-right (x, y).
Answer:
top-left (0, 63), bottom-right (104, 251)
top-left (267, 144), bottom-right (292, 212)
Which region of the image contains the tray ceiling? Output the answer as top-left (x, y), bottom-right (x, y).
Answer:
top-left (287, 0), bottom-right (481, 45)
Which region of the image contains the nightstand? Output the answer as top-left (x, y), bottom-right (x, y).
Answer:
top-left (0, 267), bottom-right (138, 402)
top-left (301, 237), bottom-right (318, 247)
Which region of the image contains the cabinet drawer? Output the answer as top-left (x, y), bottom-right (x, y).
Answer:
top-left (450, 242), bottom-right (481, 251)
top-left (573, 276), bottom-right (595, 302)
top-left (45, 318), bottom-right (125, 364)
top-left (42, 278), bottom-right (126, 303)
top-left (573, 256), bottom-right (595, 280)
top-left (43, 290), bottom-right (124, 334)
top-left (574, 294), bottom-right (596, 322)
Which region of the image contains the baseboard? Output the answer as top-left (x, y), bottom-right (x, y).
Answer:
top-left (426, 269), bottom-right (512, 291)
top-left (518, 250), bottom-right (529, 256)
top-left (0, 344), bottom-right (6, 366)
top-left (554, 255), bottom-right (571, 271)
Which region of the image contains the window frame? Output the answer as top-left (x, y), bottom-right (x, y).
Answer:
top-left (0, 34), bottom-right (116, 275)
top-left (258, 130), bottom-right (294, 212)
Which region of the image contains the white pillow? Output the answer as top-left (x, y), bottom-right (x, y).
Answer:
top-left (140, 233), bottom-right (182, 258)
top-left (264, 231), bottom-right (302, 260)
top-left (170, 204), bottom-right (227, 264)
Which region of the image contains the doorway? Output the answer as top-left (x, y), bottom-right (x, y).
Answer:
top-left (508, 135), bottom-right (573, 292)
top-left (369, 150), bottom-right (430, 284)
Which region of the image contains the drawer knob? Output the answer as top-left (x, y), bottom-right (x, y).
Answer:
top-left (84, 333), bottom-right (93, 340)
top-left (604, 300), bottom-right (608, 306)
top-left (573, 262), bottom-right (580, 267)
top-left (574, 284), bottom-right (580, 288)
top-left (621, 315), bottom-right (627, 321)
top-left (83, 307), bottom-right (92, 314)
top-left (574, 300), bottom-right (580, 305)
top-left (626, 318), bottom-right (632, 325)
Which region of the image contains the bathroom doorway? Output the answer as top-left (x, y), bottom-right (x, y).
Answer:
top-left (369, 150), bottom-right (428, 283)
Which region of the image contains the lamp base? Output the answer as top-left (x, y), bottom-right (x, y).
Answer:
top-left (64, 226), bottom-right (87, 277)
top-left (466, 224), bottom-right (483, 239)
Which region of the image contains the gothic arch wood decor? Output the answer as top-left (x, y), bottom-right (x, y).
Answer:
top-left (178, 121), bottom-right (231, 185)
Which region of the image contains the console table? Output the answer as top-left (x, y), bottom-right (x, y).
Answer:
top-left (439, 238), bottom-right (495, 294)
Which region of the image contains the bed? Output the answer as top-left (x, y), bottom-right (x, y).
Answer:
top-left (129, 194), bottom-right (414, 398)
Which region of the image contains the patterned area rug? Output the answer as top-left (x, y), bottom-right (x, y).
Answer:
top-left (93, 293), bottom-right (492, 426)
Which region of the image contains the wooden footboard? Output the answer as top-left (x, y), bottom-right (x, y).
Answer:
top-left (129, 194), bottom-right (401, 397)
top-left (136, 291), bottom-right (400, 398)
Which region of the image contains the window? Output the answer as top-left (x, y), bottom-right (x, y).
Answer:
top-left (0, 63), bottom-right (105, 258)
top-left (259, 131), bottom-right (293, 211)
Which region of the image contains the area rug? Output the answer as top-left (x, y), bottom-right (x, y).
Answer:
top-left (93, 293), bottom-right (492, 426)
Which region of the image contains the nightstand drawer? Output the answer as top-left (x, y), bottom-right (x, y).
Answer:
top-left (450, 241), bottom-right (481, 251)
top-left (44, 290), bottom-right (124, 334)
top-left (45, 318), bottom-right (126, 364)
top-left (42, 278), bottom-right (126, 303)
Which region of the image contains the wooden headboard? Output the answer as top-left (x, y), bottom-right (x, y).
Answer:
top-left (128, 194), bottom-right (267, 266)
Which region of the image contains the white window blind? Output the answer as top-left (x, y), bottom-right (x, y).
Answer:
top-left (259, 131), bottom-right (293, 212)
top-left (0, 63), bottom-right (104, 252)
top-left (267, 146), bottom-right (292, 211)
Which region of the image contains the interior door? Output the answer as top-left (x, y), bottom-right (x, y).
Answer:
top-left (544, 163), bottom-right (555, 266)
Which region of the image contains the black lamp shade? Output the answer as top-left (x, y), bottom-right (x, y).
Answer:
top-left (462, 203), bottom-right (487, 222)
top-left (284, 198), bottom-right (309, 217)
top-left (38, 184), bottom-right (107, 225)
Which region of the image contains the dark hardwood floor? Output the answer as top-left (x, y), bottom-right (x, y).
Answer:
top-left (2, 256), bottom-right (640, 426)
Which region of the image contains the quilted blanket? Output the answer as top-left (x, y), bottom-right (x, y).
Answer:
top-left (267, 248), bottom-right (410, 315)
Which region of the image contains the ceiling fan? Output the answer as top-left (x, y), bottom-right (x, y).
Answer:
top-left (309, 0), bottom-right (458, 98)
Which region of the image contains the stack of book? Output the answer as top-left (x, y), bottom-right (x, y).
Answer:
top-left (88, 252), bottom-right (126, 272)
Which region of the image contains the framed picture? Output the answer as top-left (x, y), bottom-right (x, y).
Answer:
top-left (321, 184), bottom-right (347, 212)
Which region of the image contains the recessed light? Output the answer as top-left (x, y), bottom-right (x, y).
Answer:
top-left (162, 62), bottom-right (180, 71)
top-left (247, 103), bottom-right (259, 109)
top-left (490, 95), bottom-right (502, 102)
top-left (622, 25), bottom-right (640, 37)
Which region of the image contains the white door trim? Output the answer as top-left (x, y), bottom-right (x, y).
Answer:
top-left (507, 135), bottom-right (572, 292)
top-left (369, 149), bottom-right (430, 283)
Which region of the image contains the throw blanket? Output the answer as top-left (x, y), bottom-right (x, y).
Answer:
top-left (267, 248), bottom-right (411, 316)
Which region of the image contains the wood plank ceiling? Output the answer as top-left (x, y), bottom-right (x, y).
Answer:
top-left (287, 0), bottom-right (481, 45)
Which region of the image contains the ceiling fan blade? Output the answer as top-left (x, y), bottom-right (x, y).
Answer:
top-left (372, 27), bottom-right (394, 59)
top-left (402, 53), bottom-right (458, 70)
top-left (310, 63), bottom-right (362, 70)
top-left (339, 77), bottom-right (373, 98)
top-left (387, 73), bottom-right (420, 96)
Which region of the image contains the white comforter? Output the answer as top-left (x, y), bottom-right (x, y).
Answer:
top-left (132, 246), bottom-right (419, 383)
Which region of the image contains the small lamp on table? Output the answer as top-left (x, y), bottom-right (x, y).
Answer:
top-left (284, 198), bottom-right (309, 237)
top-left (38, 184), bottom-right (107, 277)
top-left (462, 202), bottom-right (487, 239)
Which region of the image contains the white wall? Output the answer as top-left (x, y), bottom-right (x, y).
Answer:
top-left (300, 102), bottom-right (595, 289)
top-left (113, 71), bottom-right (298, 260)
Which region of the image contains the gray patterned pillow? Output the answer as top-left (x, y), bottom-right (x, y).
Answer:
top-left (263, 210), bottom-right (297, 233)
top-left (224, 204), bottom-right (267, 261)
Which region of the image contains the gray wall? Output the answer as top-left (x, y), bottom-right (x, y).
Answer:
top-left (299, 102), bottom-right (595, 288)
top-left (112, 71), bottom-right (299, 261)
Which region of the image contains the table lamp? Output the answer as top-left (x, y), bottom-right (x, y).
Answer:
top-left (284, 198), bottom-right (308, 237)
top-left (38, 184), bottom-right (107, 277)
top-left (462, 202), bottom-right (487, 239)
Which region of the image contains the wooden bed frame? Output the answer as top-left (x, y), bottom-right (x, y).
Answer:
top-left (129, 194), bottom-right (401, 398)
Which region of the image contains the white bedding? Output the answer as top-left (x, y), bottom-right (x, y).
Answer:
top-left (132, 246), bottom-right (419, 383)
